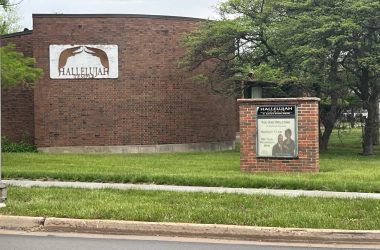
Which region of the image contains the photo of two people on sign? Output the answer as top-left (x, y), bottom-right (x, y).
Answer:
top-left (272, 129), bottom-right (296, 157)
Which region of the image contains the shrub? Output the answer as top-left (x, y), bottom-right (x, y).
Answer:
top-left (1, 136), bottom-right (38, 153)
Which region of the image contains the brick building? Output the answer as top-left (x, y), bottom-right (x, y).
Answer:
top-left (1, 14), bottom-right (237, 153)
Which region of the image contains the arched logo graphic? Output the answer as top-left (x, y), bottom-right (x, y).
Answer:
top-left (50, 45), bottom-right (118, 79)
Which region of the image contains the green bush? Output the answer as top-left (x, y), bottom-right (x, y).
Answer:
top-left (1, 137), bottom-right (37, 153)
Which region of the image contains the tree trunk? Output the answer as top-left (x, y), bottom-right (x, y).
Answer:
top-left (319, 49), bottom-right (342, 151)
top-left (362, 98), bottom-right (377, 155)
top-left (319, 93), bottom-right (339, 150)
top-left (362, 121), bottom-right (373, 155)
top-left (319, 122), bottom-right (334, 150)
top-left (350, 106), bottom-right (356, 128)
top-left (373, 102), bottom-right (379, 145)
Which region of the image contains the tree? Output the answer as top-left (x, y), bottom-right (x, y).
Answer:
top-left (0, 0), bottom-right (9, 7)
top-left (182, 0), bottom-right (379, 154)
top-left (0, 6), bottom-right (20, 34)
top-left (276, 0), bottom-right (380, 154)
top-left (339, 1), bottom-right (380, 154)
top-left (182, 0), bottom-right (347, 150)
top-left (272, 0), bottom-right (354, 150)
top-left (1, 1), bottom-right (42, 89)
top-left (285, 0), bottom-right (380, 154)
top-left (0, 44), bottom-right (42, 89)
top-left (0, 0), bottom-right (21, 34)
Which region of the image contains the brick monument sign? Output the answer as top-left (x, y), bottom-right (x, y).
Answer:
top-left (239, 98), bottom-right (320, 172)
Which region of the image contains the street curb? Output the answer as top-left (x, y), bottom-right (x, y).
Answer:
top-left (0, 215), bottom-right (44, 231)
top-left (43, 218), bottom-right (380, 244)
top-left (1, 215), bottom-right (380, 244)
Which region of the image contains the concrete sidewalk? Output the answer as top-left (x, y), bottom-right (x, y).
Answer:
top-left (4, 179), bottom-right (380, 199)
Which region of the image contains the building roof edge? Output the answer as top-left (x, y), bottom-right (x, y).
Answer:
top-left (0, 29), bottom-right (33, 39)
top-left (32, 13), bottom-right (208, 22)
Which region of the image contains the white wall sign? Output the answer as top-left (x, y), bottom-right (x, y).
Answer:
top-left (49, 45), bottom-right (118, 79)
top-left (256, 105), bottom-right (298, 158)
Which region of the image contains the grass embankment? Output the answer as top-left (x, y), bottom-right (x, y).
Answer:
top-left (3, 129), bottom-right (380, 192)
top-left (1, 186), bottom-right (379, 230)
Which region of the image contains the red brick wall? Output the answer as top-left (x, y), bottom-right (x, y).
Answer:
top-left (32, 14), bottom-right (236, 147)
top-left (1, 31), bottom-right (35, 143)
top-left (1, 85), bottom-right (35, 143)
top-left (0, 30), bottom-right (33, 57)
top-left (239, 98), bottom-right (319, 172)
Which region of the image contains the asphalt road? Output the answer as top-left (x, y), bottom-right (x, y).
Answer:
top-left (0, 231), bottom-right (378, 250)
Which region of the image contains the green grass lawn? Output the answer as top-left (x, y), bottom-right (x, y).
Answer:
top-left (1, 186), bottom-right (379, 230)
top-left (2, 128), bottom-right (380, 192)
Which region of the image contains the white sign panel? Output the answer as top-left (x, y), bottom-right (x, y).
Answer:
top-left (256, 105), bottom-right (298, 158)
top-left (49, 45), bottom-right (118, 79)
top-left (257, 118), bottom-right (297, 157)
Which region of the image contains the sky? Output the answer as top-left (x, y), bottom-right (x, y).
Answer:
top-left (14, 0), bottom-right (222, 30)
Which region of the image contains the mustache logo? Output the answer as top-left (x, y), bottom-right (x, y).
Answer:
top-left (58, 46), bottom-right (109, 71)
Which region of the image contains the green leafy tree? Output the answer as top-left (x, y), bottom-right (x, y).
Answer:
top-left (0, 0), bottom-right (9, 7)
top-left (0, 3), bottom-right (20, 34)
top-left (182, 0), bottom-right (379, 153)
top-left (1, 1), bottom-right (42, 89)
top-left (339, 1), bottom-right (380, 153)
top-left (280, 0), bottom-right (380, 154)
top-left (264, 0), bottom-right (353, 150)
top-left (181, 0), bottom-right (289, 94)
top-left (182, 0), bottom-right (346, 150)
top-left (0, 44), bottom-right (42, 89)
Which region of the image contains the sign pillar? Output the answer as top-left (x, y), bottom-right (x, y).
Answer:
top-left (239, 97), bottom-right (320, 172)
